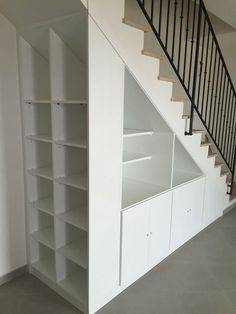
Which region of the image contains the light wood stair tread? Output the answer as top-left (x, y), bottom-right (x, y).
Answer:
top-left (122, 18), bottom-right (149, 32)
top-left (142, 49), bottom-right (164, 60)
top-left (192, 129), bottom-right (205, 134)
top-left (215, 162), bottom-right (224, 168)
top-left (201, 141), bottom-right (212, 147)
top-left (158, 76), bottom-right (176, 83)
top-left (208, 152), bottom-right (217, 158)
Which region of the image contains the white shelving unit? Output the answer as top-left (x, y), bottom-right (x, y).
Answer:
top-left (19, 10), bottom-right (88, 313)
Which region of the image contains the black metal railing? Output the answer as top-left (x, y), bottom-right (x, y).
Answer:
top-left (136, 0), bottom-right (236, 194)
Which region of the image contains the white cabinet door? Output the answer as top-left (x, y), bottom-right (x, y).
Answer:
top-left (148, 191), bottom-right (172, 268)
top-left (170, 178), bottom-right (205, 251)
top-left (121, 202), bottom-right (149, 285)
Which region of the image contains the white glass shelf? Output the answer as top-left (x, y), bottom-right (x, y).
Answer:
top-left (28, 167), bottom-right (53, 180)
top-left (26, 134), bottom-right (52, 143)
top-left (58, 241), bottom-right (87, 270)
top-left (123, 128), bottom-right (154, 138)
top-left (57, 173), bottom-right (87, 191)
top-left (30, 197), bottom-right (54, 216)
top-left (59, 271), bottom-right (87, 307)
top-left (57, 209), bottom-right (87, 232)
top-left (31, 227), bottom-right (55, 249)
top-left (122, 177), bottom-right (167, 209)
top-left (55, 138), bottom-right (87, 149)
top-left (32, 255), bottom-right (56, 282)
top-left (123, 151), bottom-right (152, 165)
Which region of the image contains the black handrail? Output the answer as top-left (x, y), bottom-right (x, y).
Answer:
top-left (136, 0), bottom-right (236, 194)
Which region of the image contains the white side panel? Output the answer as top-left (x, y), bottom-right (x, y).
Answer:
top-left (121, 203), bottom-right (149, 286)
top-left (88, 18), bottom-right (124, 313)
top-left (0, 13), bottom-right (26, 277)
top-left (170, 177), bottom-right (205, 251)
top-left (148, 191), bottom-right (172, 268)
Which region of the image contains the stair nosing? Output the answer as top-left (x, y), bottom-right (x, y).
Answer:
top-left (158, 76), bottom-right (176, 83)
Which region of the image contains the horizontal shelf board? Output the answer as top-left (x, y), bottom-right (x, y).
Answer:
top-left (30, 197), bottom-right (54, 216)
top-left (28, 167), bottom-right (53, 180)
top-left (123, 151), bottom-right (152, 165)
top-left (31, 227), bottom-right (55, 250)
top-left (52, 100), bottom-right (87, 105)
top-left (172, 170), bottom-right (203, 188)
top-left (57, 209), bottom-right (87, 231)
top-left (55, 138), bottom-right (87, 149)
top-left (32, 255), bottom-right (56, 282)
top-left (123, 128), bottom-right (154, 138)
top-left (59, 271), bottom-right (87, 306)
top-left (24, 100), bottom-right (87, 105)
top-left (26, 134), bottom-right (52, 143)
top-left (56, 174), bottom-right (87, 191)
top-left (57, 241), bottom-right (87, 270)
top-left (24, 100), bottom-right (51, 104)
top-left (122, 177), bottom-right (167, 209)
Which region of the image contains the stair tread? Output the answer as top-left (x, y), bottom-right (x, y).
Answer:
top-left (158, 76), bottom-right (176, 83)
top-left (201, 141), bottom-right (212, 147)
top-left (142, 49), bottom-right (163, 60)
top-left (192, 129), bottom-right (205, 134)
top-left (122, 18), bottom-right (149, 32)
top-left (182, 114), bottom-right (190, 119)
top-left (221, 170), bottom-right (229, 176)
top-left (208, 152), bottom-right (217, 158)
top-left (215, 162), bottom-right (224, 168)
top-left (171, 97), bottom-right (188, 102)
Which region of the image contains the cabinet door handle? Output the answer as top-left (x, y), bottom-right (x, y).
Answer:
top-left (150, 231), bottom-right (153, 235)
top-left (186, 209), bottom-right (192, 213)
top-left (146, 233), bottom-right (150, 237)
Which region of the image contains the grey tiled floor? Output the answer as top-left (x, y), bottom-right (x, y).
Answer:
top-left (1, 208), bottom-right (236, 314)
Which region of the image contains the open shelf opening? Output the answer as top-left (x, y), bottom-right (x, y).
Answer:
top-left (54, 103), bottom-right (87, 148)
top-left (19, 27), bottom-right (50, 102)
top-left (24, 103), bottom-right (52, 141)
top-left (56, 186), bottom-right (87, 231)
top-left (172, 137), bottom-right (203, 188)
top-left (58, 257), bottom-right (87, 307)
top-left (30, 177), bottom-right (54, 216)
top-left (30, 209), bottom-right (55, 249)
top-left (30, 240), bottom-right (56, 282)
top-left (55, 146), bottom-right (87, 190)
top-left (56, 221), bottom-right (87, 270)
top-left (26, 141), bottom-right (53, 180)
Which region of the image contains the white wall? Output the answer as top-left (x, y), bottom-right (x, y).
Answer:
top-left (0, 13), bottom-right (26, 278)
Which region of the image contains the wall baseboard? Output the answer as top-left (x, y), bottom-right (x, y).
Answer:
top-left (0, 265), bottom-right (28, 286)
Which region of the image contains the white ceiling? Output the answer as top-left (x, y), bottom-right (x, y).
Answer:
top-left (0, 0), bottom-right (86, 28)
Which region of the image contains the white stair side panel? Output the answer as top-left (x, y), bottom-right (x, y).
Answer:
top-left (88, 18), bottom-right (124, 314)
top-left (88, 0), bottom-right (228, 227)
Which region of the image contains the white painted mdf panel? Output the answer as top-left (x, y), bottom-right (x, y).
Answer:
top-left (121, 203), bottom-right (149, 286)
top-left (88, 18), bottom-right (124, 313)
top-left (148, 192), bottom-right (172, 268)
top-left (170, 178), bottom-right (205, 251)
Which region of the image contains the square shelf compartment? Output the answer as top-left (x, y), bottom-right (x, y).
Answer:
top-left (29, 177), bottom-right (54, 216)
top-left (26, 141), bottom-right (53, 180)
top-left (56, 186), bottom-right (87, 231)
top-left (56, 221), bottom-right (87, 270)
top-left (55, 146), bottom-right (87, 190)
top-left (57, 257), bottom-right (87, 310)
top-left (30, 209), bottom-right (55, 250)
top-left (53, 103), bottom-right (87, 149)
top-left (30, 240), bottom-right (56, 282)
top-left (24, 102), bottom-right (52, 142)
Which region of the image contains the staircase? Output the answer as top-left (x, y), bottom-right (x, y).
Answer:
top-left (123, 0), bottom-right (236, 195)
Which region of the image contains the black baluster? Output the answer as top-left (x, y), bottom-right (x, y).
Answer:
top-left (183, 0), bottom-right (190, 83)
top-left (177, 0), bottom-right (184, 72)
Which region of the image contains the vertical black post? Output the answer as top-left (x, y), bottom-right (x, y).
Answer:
top-left (185, 0), bottom-right (202, 135)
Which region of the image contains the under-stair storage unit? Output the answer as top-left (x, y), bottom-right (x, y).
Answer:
top-left (18, 2), bottom-right (207, 313)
